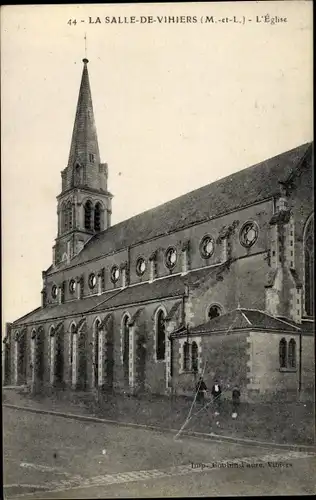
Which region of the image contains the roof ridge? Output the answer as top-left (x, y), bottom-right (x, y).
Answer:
top-left (245, 308), bottom-right (301, 330)
top-left (98, 142), bottom-right (312, 234)
top-left (12, 306), bottom-right (42, 325)
top-left (284, 142), bottom-right (313, 185)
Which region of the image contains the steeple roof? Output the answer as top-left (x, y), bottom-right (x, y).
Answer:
top-left (67, 58), bottom-right (100, 169)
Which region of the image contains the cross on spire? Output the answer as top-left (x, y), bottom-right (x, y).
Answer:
top-left (84, 33), bottom-right (87, 58)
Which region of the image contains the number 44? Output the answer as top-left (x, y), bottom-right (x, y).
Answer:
top-left (67, 19), bottom-right (77, 26)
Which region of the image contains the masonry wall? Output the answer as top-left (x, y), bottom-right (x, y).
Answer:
top-left (110, 298), bottom-right (180, 395)
top-left (290, 164), bottom-right (314, 317)
top-left (247, 331), bottom-right (301, 397)
top-left (8, 325), bottom-right (51, 389)
top-left (291, 152), bottom-right (313, 243)
top-left (45, 199), bottom-right (273, 307)
top-left (188, 254), bottom-right (270, 327)
top-left (172, 332), bottom-right (249, 398)
top-left (301, 334), bottom-right (315, 394)
top-left (9, 296), bottom-right (181, 394)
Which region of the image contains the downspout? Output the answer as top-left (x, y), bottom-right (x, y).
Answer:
top-left (169, 335), bottom-right (173, 380)
top-left (182, 284), bottom-right (189, 328)
top-left (298, 332), bottom-right (302, 395)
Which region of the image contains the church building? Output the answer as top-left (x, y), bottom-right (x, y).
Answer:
top-left (3, 59), bottom-right (314, 401)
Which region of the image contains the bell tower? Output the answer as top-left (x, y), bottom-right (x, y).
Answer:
top-left (53, 58), bottom-right (113, 266)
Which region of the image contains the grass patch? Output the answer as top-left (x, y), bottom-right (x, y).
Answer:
top-left (6, 388), bottom-right (315, 446)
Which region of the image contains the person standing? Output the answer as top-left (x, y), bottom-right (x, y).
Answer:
top-left (211, 381), bottom-right (222, 413)
top-left (232, 386), bottom-right (241, 418)
top-left (195, 376), bottom-right (207, 404)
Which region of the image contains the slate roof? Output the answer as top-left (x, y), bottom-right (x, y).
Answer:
top-left (53, 142), bottom-right (312, 271)
top-left (12, 296), bottom-right (107, 328)
top-left (187, 308), bottom-right (302, 335)
top-left (67, 60), bottom-right (101, 171)
top-left (12, 267), bottom-right (217, 327)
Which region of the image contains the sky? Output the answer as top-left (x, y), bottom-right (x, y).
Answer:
top-left (1, 2), bottom-right (313, 330)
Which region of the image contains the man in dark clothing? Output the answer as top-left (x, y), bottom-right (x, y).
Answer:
top-left (196, 377), bottom-right (207, 404)
top-left (232, 386), bottom-right (241, 416)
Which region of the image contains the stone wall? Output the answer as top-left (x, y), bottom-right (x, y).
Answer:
top-left (171, 332), bottom-right (249, 398)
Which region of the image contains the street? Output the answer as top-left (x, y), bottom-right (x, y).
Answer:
top-left (3, 406), bottom-right (316, 498)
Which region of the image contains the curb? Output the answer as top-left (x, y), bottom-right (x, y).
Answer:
top-left (4, 403), bottom-right (315, 453)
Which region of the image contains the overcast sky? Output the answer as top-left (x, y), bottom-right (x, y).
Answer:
top-left (1, 2), bottom-right (312, 330)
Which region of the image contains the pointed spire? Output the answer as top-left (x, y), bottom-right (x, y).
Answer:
top-left (67, 58), bottom-right (100, 170)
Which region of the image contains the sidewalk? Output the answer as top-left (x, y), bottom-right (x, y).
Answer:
top-left (3, 387), bottom-right (315, 447)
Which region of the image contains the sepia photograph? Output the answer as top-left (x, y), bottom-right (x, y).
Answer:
top-left (1, 1), bottom-right (314, 498)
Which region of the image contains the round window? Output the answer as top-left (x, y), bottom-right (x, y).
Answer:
top-left (208, 305), bottom-right (222, 320)
top-left (88, 273), bottom-right (97, 289)
top-left (200, 235), bottom-right (215, 259)
top-left (69, 279), bottom-right (76, 294)
top-left (51, 285), bottom-right (58, 299)
top-left (240, 221), bottom-right (258, 248)
top-left (165, 247), bottom-right (177, 269)
top-left (136, 257), bottom-right (146, 276)
top-left (111, 266), bottom-right (120, 283)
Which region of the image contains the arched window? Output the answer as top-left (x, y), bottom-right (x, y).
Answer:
top-left (94, 203), bottom-right (102, 232)
top-left (66, 202), bottom-right (73, 230)
top-left (61, 203), bottom-right (68, 232)
top-left (304, 215), bottom-right (314, 316)
top-left (208, 305), bottom-right (222, 321)
top-left (122, 315), bottom-right (130, 382)
top-left (93, 319), bottom-right (101, 387)
top-left (17, 329), bottom-right (27, 384)
top-left (191, 342), bottom-right (198, 372)
top-left (156, 310), bottom-right (166, 361)
top-left (279, 338), bottom-right (287, 368)
top-left (183, 342), bottom-right (190, 371)
top-left (84, 201), bottom-right (92, 230)
top-left (49, 326), bottom-right (55, 382)
top-left (70, 323), bottom-right (76, 366)
top-left (288, 339), bottom-right (297, 369)
top-left (35, 326), bottom-right (45, 382)
top-left (4, 338), bottom-right (11, 385)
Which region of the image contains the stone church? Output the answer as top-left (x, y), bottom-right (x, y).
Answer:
top-left (3, 59), bottom-right (314, 401)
